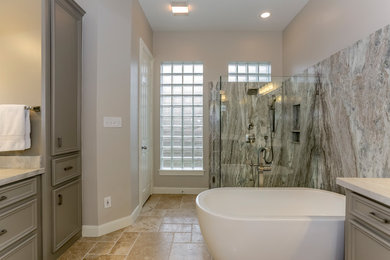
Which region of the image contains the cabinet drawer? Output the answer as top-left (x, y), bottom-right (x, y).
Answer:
top-left (52, 154), bottom-right (81, 186)
top-left (52, 179), bottom-right (81, 252)
top-left (0, 179), bottom-right (37, 210)
top-left (351, 192), bottom-right (390, 236)
top-left (0, 200), bottom-right (37, 251)
top-left (0, 234), bottom-right (38, 260)
top-left (349, 220), bottom-right (390, 260)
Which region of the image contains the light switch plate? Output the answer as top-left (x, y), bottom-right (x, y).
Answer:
top-left (104, 117), bottom-right (122, 128)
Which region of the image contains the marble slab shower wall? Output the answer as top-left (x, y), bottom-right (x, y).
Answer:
top-left (218, 81), bottom-right (283, 187)
top-left (264, 75), bottom-right (319, 189)
top-left (271, 24), bottom-right (390, 193)
top-left (271, 24), bottom-right (390, 192)
top-left (215, 77), bottom-right (317, 188)
top-left (313, 24), bottom-right (390, 192)
top-left (209, 24), bottom-right (390, 192)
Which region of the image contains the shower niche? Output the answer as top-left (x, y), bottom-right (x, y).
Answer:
top-left (292, 104), bottom-right (301, 143)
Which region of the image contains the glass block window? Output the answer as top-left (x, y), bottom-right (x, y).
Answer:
top-left (160, 62), bottom-right (204, 170)
top-left (228, 62), bottom-right (271, 82)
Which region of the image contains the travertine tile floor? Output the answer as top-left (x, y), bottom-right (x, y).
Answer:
top-left (59, 194), bottom-right (211, 260)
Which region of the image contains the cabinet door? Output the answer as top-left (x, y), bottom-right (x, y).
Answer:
top-left (349, 220), bottom-right (390, 260)
top-left (52, 179), bottom-right (81, 252)
top-left (0, 235), bottom-right (38, 260)
top-left (51, 0), bottom-right (83, 155)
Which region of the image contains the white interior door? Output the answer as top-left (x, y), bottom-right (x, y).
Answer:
top-left (139, 38), bottom-right (154, 206)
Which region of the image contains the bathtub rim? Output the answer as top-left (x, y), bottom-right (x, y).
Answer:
top-left (196, 187), bottom-right (346, 222)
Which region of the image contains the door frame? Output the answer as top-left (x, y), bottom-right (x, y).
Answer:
top-left (138, 38), bottom-right (154, 207)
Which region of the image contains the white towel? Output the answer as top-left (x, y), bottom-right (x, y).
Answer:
top-left (0, 104), bottom-right (31, 152)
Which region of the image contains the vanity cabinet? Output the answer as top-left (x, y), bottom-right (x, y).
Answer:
top-left (0, 177), bottom-right (40, 260)
top-left (345, 191), bottom-right (390, 260)
top-left (0, 235), bottom-right (38, 260)
top-left (51, 0), bottom-right (83, 156)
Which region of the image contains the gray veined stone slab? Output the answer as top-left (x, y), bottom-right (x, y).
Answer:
top-left (210, 24), bottom-right (390, 193)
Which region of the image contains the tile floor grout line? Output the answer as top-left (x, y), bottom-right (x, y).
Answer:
top-left (191, 224), bottom-right (194, 243)
top-left (105, 239), bottom-right (119, 256)
top-left (83, 229), bottom-right (126, 258)
top-left (81, 241), bottom-right (97, 259)
top-left (125, 232), bottom-right (141, 257)
top-left (167, 232), bottom-right (175, 260)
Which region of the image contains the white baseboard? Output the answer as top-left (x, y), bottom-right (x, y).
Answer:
top-left (81, 187), bottom-right (207, 237)
top-left (152, 187), bottom-right (208, 194)
top-left (82, 204), bottom-right (141, 237)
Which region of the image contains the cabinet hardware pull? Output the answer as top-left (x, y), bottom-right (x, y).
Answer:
top-left (0, 196), bottom-right (7, 202)
top-left (369, 212), bottom-right (389, 224)
top-left (141, 146), bottom-right (147, 150)
top-left (0, 229), bottom-right (7, 236)
top-left (58, 194), bottom-right (63, 206)
top-left (57, 137), bottom-right (63, 148)
top-left (64, 166), bottom-right (74, 171)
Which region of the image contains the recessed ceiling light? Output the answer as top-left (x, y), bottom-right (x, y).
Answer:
top-left (171, 1), bottom-right (189, 15)
top-left (259, 12), bottom-right (271, 19)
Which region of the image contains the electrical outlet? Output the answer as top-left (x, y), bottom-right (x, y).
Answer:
top-left (104, 196), bottom-right (112, 208)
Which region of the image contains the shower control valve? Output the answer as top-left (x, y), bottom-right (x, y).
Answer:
top-left (245, 134), bottom-right (256, 143)
top-left (258, 165), bottom-right (272, 172)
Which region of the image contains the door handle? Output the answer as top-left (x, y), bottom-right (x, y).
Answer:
top-left (58, 194), bottom-right (63, 206)
top-left (141, 146), bottom-right (148, 150)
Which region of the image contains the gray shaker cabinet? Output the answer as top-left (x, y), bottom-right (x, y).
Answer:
top-left (345, 191), bottom-right (390, 260)
top-left (0, 235), bottom-right (38, 260)
top-left (46, 0), bottom-right (85, 256)
top-left (52, 179), bottom-right (81, 252)
top-left (51, 0), bottom-right (83, 156)
top-left (0, 177), bottom-right (40, 260)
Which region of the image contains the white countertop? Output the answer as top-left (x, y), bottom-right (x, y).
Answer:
top-left (0, 168), bottom-right (44, 186)
top-left (337, 178), bottom-right (390, 207)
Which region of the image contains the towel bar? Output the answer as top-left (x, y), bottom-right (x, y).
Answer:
top-left (25, 106), bottom-right (41, 112)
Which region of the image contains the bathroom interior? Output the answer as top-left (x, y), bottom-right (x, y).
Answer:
top-left (0, 0), bottom-right (390, 259)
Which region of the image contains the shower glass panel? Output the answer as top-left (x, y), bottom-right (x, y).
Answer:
top-left (209, 75), bottom-right (320, 188)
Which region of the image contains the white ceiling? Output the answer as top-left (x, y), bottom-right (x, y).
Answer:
top-left (138, 0), bottom-right (309, 32)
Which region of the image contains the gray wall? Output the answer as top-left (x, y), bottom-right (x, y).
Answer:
top-left (152, 31), bottom-right (283, 189)
top-left (129, 0), bottom-right (153, 210)
top-left (0, 0), bottom-right (42, 156)
top-left (76, 0), bottom-right (152, 228)
top-left (75, 0), bottom-right (99, 226)
top-left (283, 0), bottom-right (390, 76)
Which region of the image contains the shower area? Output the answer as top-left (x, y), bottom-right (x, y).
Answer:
top-left (209, 74), bottom-right (328, 190)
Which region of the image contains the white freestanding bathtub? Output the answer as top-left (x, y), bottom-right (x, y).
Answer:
top-left (196, 188), bottom-right (345, 260)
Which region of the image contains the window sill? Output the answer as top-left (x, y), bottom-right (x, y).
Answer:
top-left (158, 170), bottom-right (205, 176)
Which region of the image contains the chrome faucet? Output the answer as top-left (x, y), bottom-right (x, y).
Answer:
top-left (248, 146), bottom-right (272, 187)
top-left (253, 147), bottom-right (272, 171)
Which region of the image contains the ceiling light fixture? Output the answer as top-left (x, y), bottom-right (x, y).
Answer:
top-left (171, 1), bottom-right (189, 15)
top-left (259, 12), bottom-right (271, 19)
